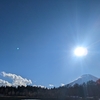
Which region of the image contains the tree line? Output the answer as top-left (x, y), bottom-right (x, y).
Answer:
top-left (0, 80), bottom-right (100, 99)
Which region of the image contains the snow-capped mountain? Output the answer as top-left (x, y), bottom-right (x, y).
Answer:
top-left (68, 74), bottom-right (99, 86)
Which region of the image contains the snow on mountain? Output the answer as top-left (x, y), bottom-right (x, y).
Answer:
top-left (68, 74), bottom-right (99, 86)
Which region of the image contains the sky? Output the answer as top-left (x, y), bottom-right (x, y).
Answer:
top-left (0, 0), bottom-right (100, 88)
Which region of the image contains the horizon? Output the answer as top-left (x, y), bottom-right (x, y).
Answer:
top-left (0, 71), bottom-right (99, 88)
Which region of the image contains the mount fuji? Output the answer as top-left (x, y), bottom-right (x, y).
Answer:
top-left (67, 74), bottom-right (99, 86)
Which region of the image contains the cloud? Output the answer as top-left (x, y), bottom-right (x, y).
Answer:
top-left (61, 83), bottom-right (65, 86)
top-left (1, 71), bottom-right (32, 87)
top-left (38, 85), bottom-right (46, 88)
top-left (33, 85), bottom-right (37, 87)
top-left (33, 85), bottom-right (46, 88)
top-left (49, 84), bottom-right (54, 87)
top-left (0, 79), bottom-right (12, 86)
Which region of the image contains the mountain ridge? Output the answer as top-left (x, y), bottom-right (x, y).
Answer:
top-left (66, 74), bottom-right (99, 86)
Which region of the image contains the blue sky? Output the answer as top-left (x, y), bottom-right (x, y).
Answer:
top-left (0, 0), bottom-right (100, 87)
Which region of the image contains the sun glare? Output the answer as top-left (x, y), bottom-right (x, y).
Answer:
top-left (74, 47), bottom-right (88, 56)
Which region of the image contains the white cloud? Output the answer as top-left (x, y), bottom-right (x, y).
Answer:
top-left (38, 85), bottom-right (45, 88)
top-left (33, 85), bottom-right (46, 88)
top-left (49, 84), bottom-right (54, 87)
top-left (61, 83), bottom-right (65, 86)
top-left (33, 85), bottom-right (37, 87)
top-left (0, 79), bottom-right (11, 86)
top-left (1, 71), bottom-right (32, 87)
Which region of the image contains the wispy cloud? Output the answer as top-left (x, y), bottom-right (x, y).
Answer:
top-left (33, 85), bottom-right (37, 87)
top-left (1, 71), bottom-right (32, 87)
top-left (33, 85), bottom-right (46, 88)
top-left (61, 83), bottom-right (65, 86)
top-left (49, 84), bottom-right (54, 87)
top-left (38, 85), bottom-right (46, 88)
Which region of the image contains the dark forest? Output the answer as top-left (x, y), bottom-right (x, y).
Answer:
top-left (0, 80), bottom-right (100, 100)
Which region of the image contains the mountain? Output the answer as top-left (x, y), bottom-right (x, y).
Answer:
top-left (67, 74), bottom-right (99, 86)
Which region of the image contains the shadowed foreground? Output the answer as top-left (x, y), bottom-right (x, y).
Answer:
top-left (0, 80), bottom-right (100, 100)
top-left (0, 97), bottom-right (99, 100)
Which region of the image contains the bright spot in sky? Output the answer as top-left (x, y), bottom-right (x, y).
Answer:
top-left (74, 47), bottom-right (88, 56)
top-left (17, 48), bottom-right (19, 50)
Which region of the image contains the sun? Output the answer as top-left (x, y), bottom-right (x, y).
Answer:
top-left (74, 47), bottom-right (88, 56)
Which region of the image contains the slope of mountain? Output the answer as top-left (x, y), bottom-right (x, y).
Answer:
top-left (68, 74), bottom-right (99, 86)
